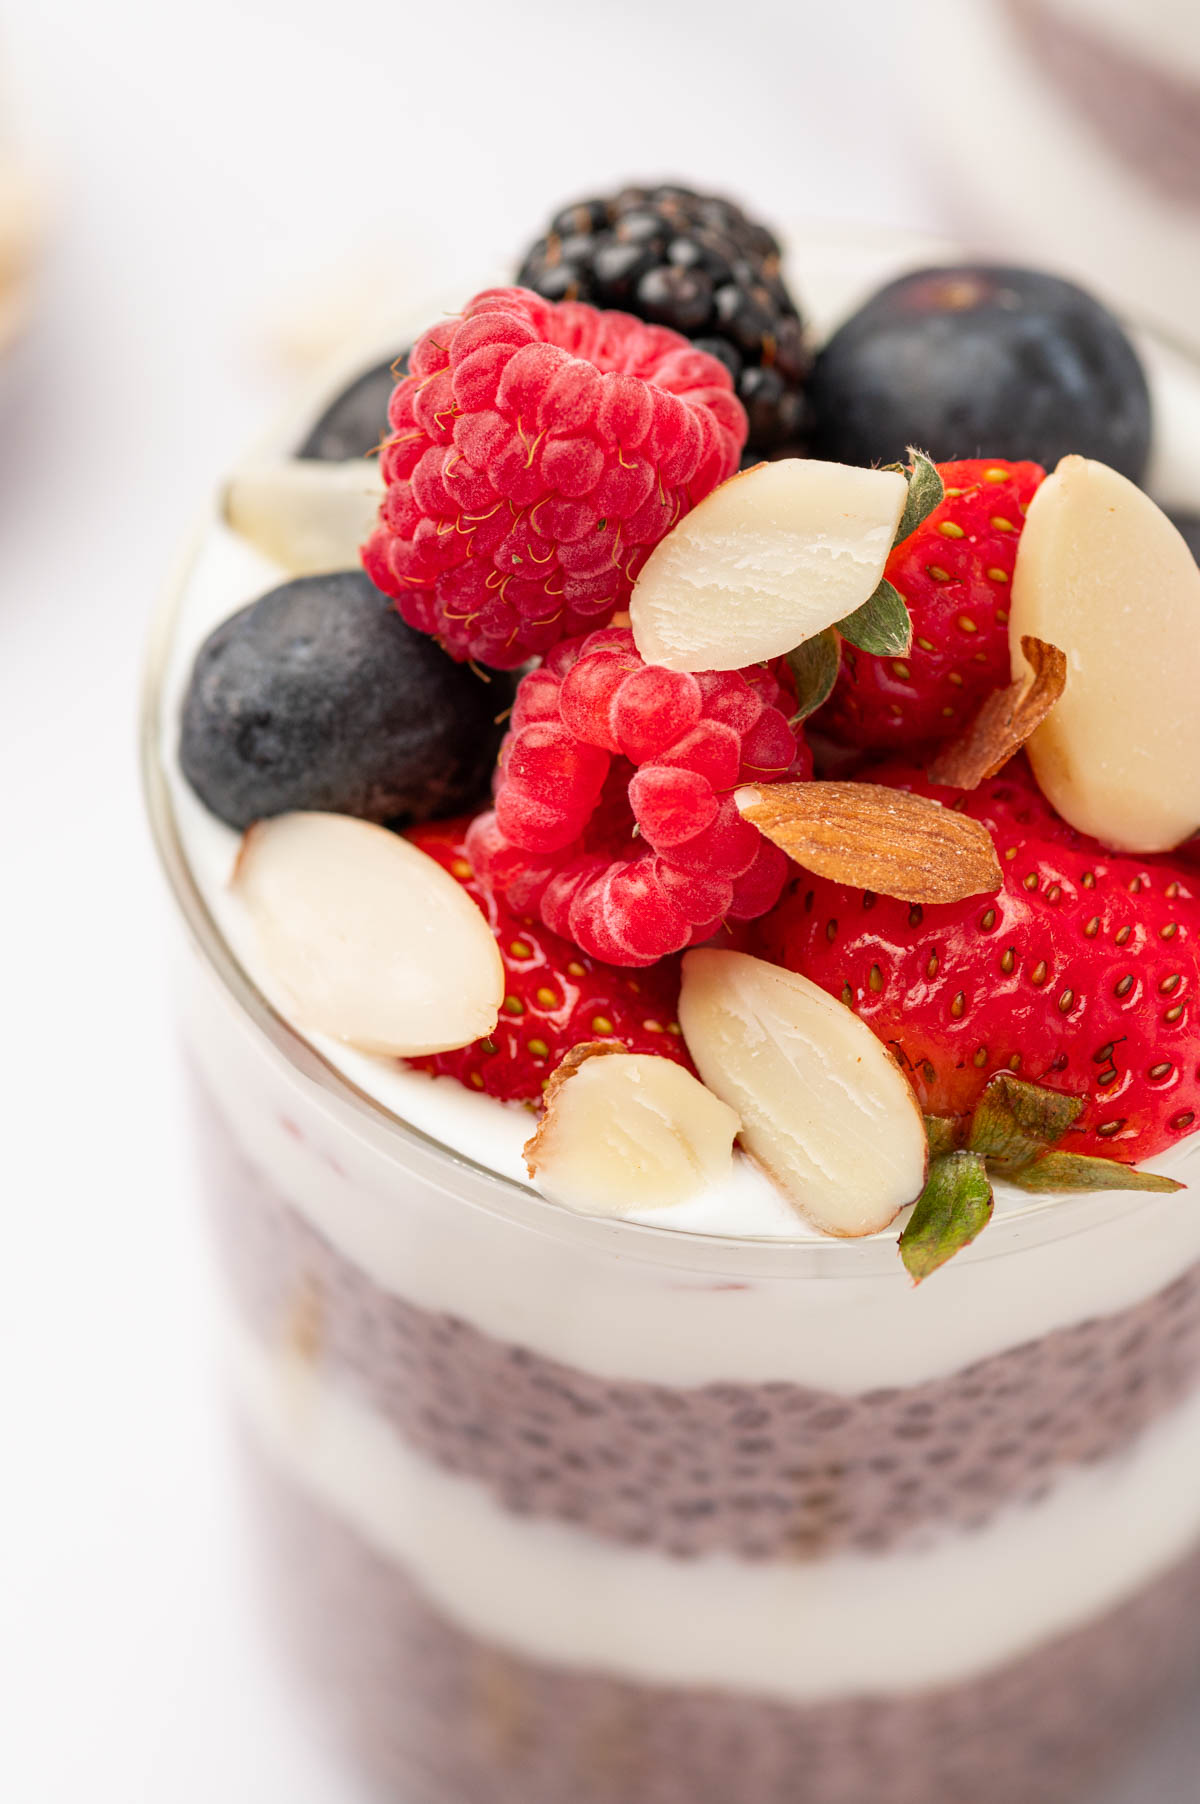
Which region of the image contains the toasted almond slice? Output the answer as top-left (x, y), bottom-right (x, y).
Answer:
top-left (629, 459), bottom-right (908, 672)
top-left (928, 636), bottom-right (1067, 789)
top-left (223, 458), bottom-right (385, 575)
top-left (523, 1044), bottom-right (740, 1217)
top-left (678, 951), bottom-right (928, 1237)
top-left (734, 780), bottom-right (1002, 904)
top-left (1010, 456), bottom-right (1200, 852)
top-left (232, 812), bottom-right (504, 1055)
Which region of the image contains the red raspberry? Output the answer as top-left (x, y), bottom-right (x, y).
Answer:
top-left (468, 628), bottom-right (811, 967)
top-left (819, 458), bottom-right (1045, 750)
top-left (361, 288), bottom-right (746, 669)
top-left (405, 818), bottom-right (691, 1102)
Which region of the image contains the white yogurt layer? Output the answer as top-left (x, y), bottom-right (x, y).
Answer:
top-left (187, 979), bottom-right (1200, 1394)
top-left (229, 1308), bottom-right (1200, 1698)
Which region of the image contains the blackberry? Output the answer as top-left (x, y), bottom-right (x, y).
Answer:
top-left (516, 183), bottom-right (810, 458)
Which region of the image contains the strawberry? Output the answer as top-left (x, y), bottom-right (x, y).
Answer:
top-left (405, 817), bottom-right (691, 1102)
top-left (818, 458), bottom-right (1045, 750)
top-left (758, 759), bottom-right (1200, 1166)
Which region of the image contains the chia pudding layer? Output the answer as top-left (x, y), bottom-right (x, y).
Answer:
top-left (204, 1088), bottom-right (1200, 1562)
top-left (245, 1430), bottom-right (1200, 1804)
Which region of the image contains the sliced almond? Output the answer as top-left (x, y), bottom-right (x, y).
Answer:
top-left (734, 780), bottom-right (1002, 904)
top-left (223, 458), bottom-right (385, 575)
top-left (928, 636), bottom-right (1067, 789)
top-left (678, 951), bottom-right (928, 1237)
top-left (1009, 456), bottom-right (1200, 852)
top-left (232, 812), bottom-right (504, 1055)
top-left (523, 1044), bottom-right (740, 1217)
top-left (629, 459), bottom-right (907, 672)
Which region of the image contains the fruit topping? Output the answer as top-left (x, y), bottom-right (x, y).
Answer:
top-left (515, 182), bottom-right (809, 459)
top-left (629, 459), bottom-right (908, 672)
top-left (523, 1042), bottom-right (739, 1216)
top-left (927, 635), bottom-right (1066, 790)
top-left (817, 458), bottom-right (1045, 750)
top-left (223, 458), bottom-right (384, 575)
top-left (809, 265), bottom-right (1151, 482)
top-left (231, 812), bottom-right (505, 1055)
top-left (298, 351), bottom-right (409, 462)
top-left (467, 626), bottom-right (810, 966)
top-left (734, 779), bottom-right (1002, 904)
top-left (180, 571), bottom-right (512, 832)
top-left (760, 758), bottom-right (1200, 1166)
top-left (360, 286), bottom-right (745, 669)
top-left (405, 818), bottom-right (691, 1101)
top-left (677, 949), bottom-right (929, 1236)
top-left (1010, 456), bottom-right (1200, 853)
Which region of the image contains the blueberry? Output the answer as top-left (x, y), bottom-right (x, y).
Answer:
top-left (809, 265), bottom-right (1152, 481)
top-left (1168, 510), bottom-right (1200, 565)
top-left (297, 351), bottom-right (408, 462)
top-left (179, 571), bottom-right (512, 832)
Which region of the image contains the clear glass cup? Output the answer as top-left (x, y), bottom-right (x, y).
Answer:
top-left (142, 231), bottom-right (1200, 1803)
top-left (144, 599), bottom-right (1200, 1804)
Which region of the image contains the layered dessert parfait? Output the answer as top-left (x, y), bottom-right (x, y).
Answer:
top-left (145, 188), bottom-right (1200, 1804)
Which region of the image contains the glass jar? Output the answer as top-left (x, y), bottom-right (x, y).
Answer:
top-left (142, 232), bottom-right (1200, 1804)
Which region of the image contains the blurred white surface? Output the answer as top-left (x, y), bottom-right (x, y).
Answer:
top-left (0, 2), bottom-right (1196, 1799)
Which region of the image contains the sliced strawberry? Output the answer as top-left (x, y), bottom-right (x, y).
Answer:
top-left (405, 818), bottom-right (691, 1102)
top-left (818, 458), bottom-right (1045, 750)
top-left (759, 758), bottom-right (1200, 1165)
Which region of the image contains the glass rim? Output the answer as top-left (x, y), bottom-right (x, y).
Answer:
top-left (138, 234), bottom-right (1194, 1282)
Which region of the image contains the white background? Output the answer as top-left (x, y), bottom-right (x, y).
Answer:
top-left (1, 1), bottom-right (1196, 1798)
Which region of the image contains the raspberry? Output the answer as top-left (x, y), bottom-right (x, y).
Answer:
top-left (469, 628), bottom-right (811, 966)
top-left (405, 818), bottom-right (691, 1102)
top-left (361, 288), bottom-right (746, 670)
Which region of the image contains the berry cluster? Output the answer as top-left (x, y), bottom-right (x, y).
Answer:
top-left (407, 818), bottom-right (692, 1101)
top-left (362, 287), bottom-right (745, 669)
top-left (468, 627), bottom-right (810, 966)
top-left (516, 183), bottom-right (809, 457)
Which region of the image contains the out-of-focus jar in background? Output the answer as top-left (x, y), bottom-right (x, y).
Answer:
top-left (0, 64), bottom-right (42, 345)
top-left (916, 0), bottom-right (1200, 349)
